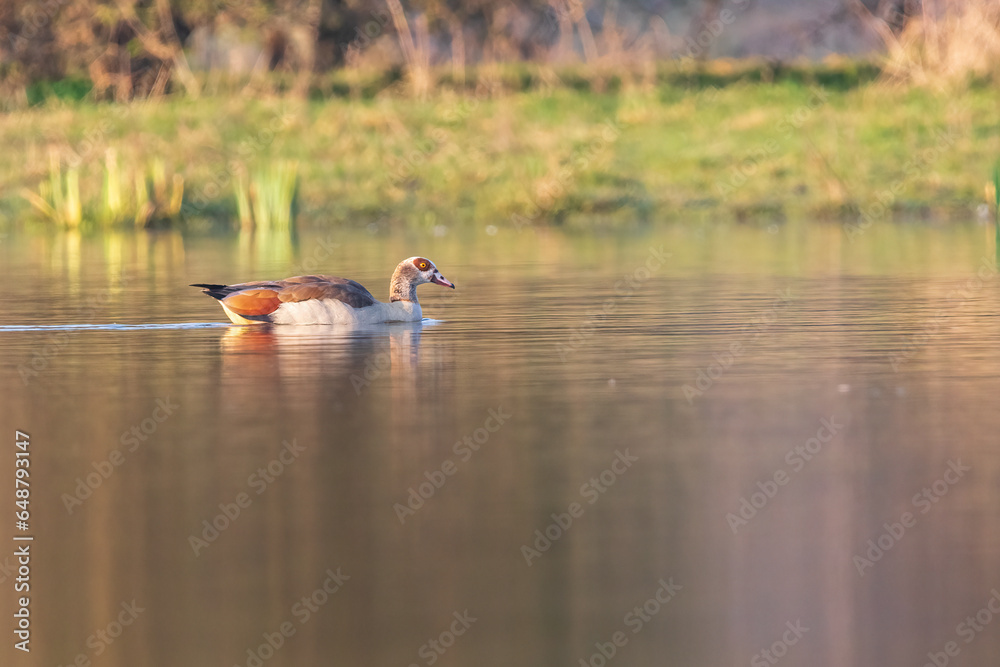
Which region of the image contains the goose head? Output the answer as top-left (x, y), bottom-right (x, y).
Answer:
top-left (390, 257), bottom-right (455, 302)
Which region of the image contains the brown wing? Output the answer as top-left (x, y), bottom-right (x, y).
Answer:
top-left (275, 275), bottom-right (377, 309)
top-left (197, 274), bottom-right (378, 318)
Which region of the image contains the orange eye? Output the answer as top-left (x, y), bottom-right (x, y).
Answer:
top-left (417, 261), bottom-right (429, 270)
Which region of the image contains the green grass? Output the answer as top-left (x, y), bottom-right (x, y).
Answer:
top-left (1, 63), bottom-right (997, 231)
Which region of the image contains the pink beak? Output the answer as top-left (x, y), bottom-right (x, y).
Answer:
top-left (431, 274), bottom-right (455, 289)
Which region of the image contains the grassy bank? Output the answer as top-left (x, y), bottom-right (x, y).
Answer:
top-left (1, 63), bottom-right (997, 231)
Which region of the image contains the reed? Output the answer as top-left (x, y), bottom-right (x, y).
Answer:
top-left (234, 160), bottom-right (299, 232)
top-left (136, 158), bottom-right (185, 226)
top-left (102, 149), bottom-right (126, 224)
top-left (101, 151), bottom-right (185, 227)
top-left (20, 150), bottom-right (82, 228)
top-left (21, 148), bottom-right (186, 228)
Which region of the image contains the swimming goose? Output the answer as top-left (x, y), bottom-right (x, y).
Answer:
top-left (192, 257), bottom-right (455, 325)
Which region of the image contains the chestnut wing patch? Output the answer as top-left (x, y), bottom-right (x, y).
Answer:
top-left (222, 289), bottom-right (283, 316)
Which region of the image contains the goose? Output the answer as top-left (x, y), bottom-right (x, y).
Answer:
top-left (192, 257), bottom-right (455, 325)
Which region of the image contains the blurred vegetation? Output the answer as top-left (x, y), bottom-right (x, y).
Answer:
top-left (1, 59), bottom-right (997, 232)
top-left (1, 1), bottom-right (998, 231)
top-left (3, 0), bottom-right (998, 106)
top-left (20, 150), bottom-right (83, 228)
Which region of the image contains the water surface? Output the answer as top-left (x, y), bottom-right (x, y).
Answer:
top-left (2, 222), bottom-right (1000, 666)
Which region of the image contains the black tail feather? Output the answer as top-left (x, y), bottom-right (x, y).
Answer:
top-left (190, 283), bottom-right (231, 301)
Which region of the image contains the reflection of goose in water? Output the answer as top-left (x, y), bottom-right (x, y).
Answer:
top-left (218, 321), bottom-right (425, 388)
top-left (193, 257), bottom-right (455, 325)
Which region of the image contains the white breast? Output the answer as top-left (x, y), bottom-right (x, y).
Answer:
top-left (269, 299), bottom-right (422, 325)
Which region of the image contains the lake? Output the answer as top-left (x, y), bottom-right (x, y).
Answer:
top-left (2, 220), bottom-right (1000, 666)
